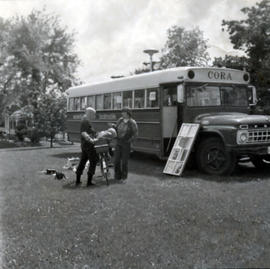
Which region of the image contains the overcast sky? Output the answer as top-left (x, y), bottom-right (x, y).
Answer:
top-left (0, 0), bottom-right (258, 84)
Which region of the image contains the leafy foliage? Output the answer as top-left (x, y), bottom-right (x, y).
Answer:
top-left (159, 26), bottom-right (210, 69)
top-left (222, 0), bottom-right (270, 88)
top-left (133, 68), bottom-right (151, 74)
top-left (0, 18), bottom-right (22, 120)
top-left (0, 9), bottom-right (79, 144)
top-left (134, 25), bottom-right (210, 74)
top-left (15, 120), bottom-right (27, 142)
top-left (34, 90), bottom-right (67, 147)
top-left (213, 55), bottom-right (249, 70)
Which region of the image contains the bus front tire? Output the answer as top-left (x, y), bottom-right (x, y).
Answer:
top-left (196, 137), bottom-right (236, 175)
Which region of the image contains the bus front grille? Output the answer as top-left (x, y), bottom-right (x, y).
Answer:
top-left (248, 129), bottom-right (270, 143)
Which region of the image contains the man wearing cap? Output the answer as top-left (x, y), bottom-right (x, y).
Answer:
top-left (76, 107), bottom-right (98, 186)
top-left (114, 107), bottom-right (138, 181)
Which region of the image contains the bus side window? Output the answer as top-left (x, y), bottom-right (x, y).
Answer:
top-left (113, 92), bottom-right (122, 110)
top-left (146, 88), bottom-right (159, 108)
top-left (134, 89), bottom-right (145, 108)
top-left (74, 97), bottom-right (80, 111)
top-left (163, 86), bottom-right (177, 106)
top-left (69, 98), bottom-right (74, 111)
top-left (104, 93), bottom-right (112, 109)
top-left (80, 97), bottom-right (87, 110)
top-left (123, 91), bottom-right (133, 108)
top-left (96, 95), bottom-right (104, 110)
top-left (87, 96), bottom-right (95, 109)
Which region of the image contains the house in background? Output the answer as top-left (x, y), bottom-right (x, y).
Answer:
top-left (4, 105), bottom-right (33, 136)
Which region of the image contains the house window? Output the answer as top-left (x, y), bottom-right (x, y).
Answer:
top-left (134, 90), bottom-right (145, 108)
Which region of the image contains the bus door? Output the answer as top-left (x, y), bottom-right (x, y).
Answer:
top-left (161, 84), bottom-right (179, 156)
top-left (176, 84), bottom-right (184, 130)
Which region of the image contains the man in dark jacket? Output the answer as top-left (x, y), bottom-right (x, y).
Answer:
top-left (76, 107), bottom-right (98, 186)
top-left (114, 107), bottom-right (138, 181)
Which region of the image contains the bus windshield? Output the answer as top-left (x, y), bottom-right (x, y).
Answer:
top-left (186, 84), bottom-right (248, 107)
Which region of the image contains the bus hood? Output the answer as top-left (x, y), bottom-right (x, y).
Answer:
top-left (195, 112), bottom-right (270, 126)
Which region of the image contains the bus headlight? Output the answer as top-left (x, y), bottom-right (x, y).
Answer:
top-left (237, 130), bottom-right (249, 144)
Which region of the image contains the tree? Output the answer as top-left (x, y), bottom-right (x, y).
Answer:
top-left (133, 67), bottom-right (151, 75)
top-left (212, 55), bottom-right (249, 70)
top-left (0, 18), bottom-right (22, 121)
top-left (159, 26), bottom-right (210, 69)
top-left (34, 90), bottom-right (67, 148)
top-left (133, 25), bottom-right (210, 75)
top-left (0, 9), bottom-right (80, 141)
top-left (222, 0), bottom-right (270, 89)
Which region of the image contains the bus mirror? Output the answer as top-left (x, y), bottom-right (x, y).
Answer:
top-left (248, 86), bottom-right (257, 106)
top-left (177, 84), bottom-right (184, 103)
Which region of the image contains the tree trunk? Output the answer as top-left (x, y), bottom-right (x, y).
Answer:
top-left (50, 134), bottom-right (53, 148)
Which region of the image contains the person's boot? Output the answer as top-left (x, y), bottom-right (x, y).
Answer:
top-left (87, 175), bottom-right (95, 187)
top-left (75, 174), bottom-right (81, 186)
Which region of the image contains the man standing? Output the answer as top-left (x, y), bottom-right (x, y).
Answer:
top-left (114, 107), bottom-right (138, 181)
top-left (76, 107), bottom-right (98, 187)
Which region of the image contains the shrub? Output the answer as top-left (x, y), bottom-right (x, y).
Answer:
top-left (15, 121), bottom-right (27, 142)
top-left (27, 127), bottom-right (40, 144)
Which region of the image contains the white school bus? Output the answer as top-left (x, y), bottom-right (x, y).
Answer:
top-left (66, 66), bottom-right (270, 175)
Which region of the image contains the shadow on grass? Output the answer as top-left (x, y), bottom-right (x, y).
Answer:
top-left (0, 142), bottom-right (77, 152)
top-left (0, 140), bottom-right (18, 149)
top-left (183, 162), bottom-right (270, 183)
top-left (0, 141), bottom-right (60, 151)
top-left (62, 176), bottom-right (123, 190)
top-left (51, 151), bottom-right (81, 159)
top-left (52, 150), bottom-right (270, 184)
top-left (2, 146), bottom-right (56, 152)
top-left (129, 152), bottom-right (270, 183)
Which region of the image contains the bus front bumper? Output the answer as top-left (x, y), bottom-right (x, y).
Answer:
top-left (228, 144), bottom-right (270, 156)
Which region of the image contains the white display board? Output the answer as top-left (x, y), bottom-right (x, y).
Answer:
top-left (163, 123), bottom-right (200, 176)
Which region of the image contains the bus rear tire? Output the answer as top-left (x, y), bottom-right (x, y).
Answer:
top-left (196, 137), bottom-right (236, 175)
